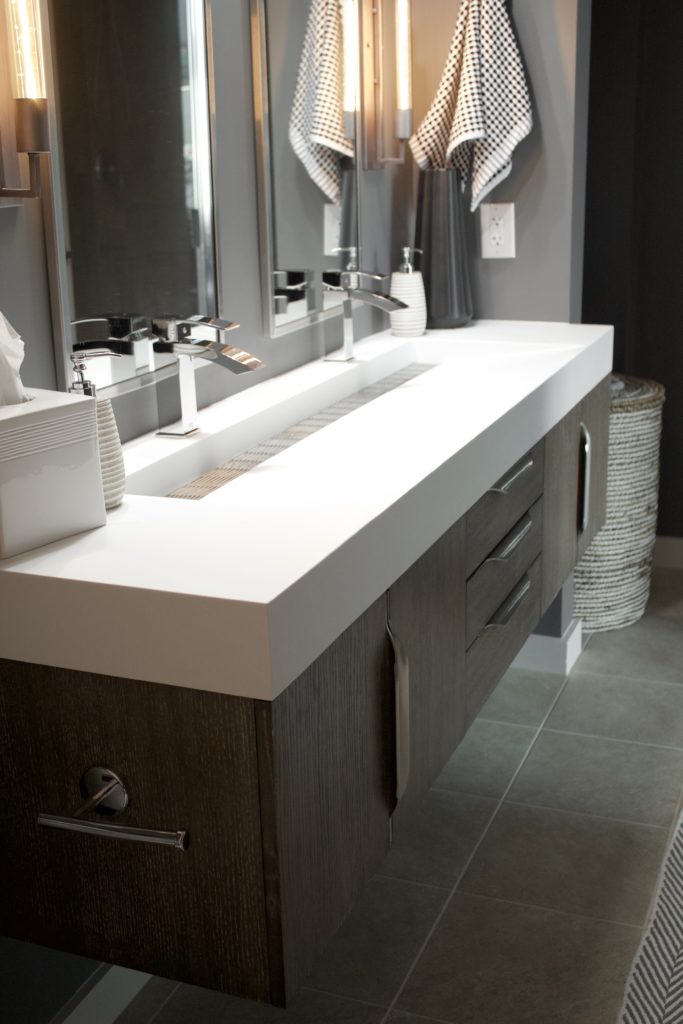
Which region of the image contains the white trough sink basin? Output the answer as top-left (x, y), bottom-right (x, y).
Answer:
top-left (124, 322), bottom-right (586, 500)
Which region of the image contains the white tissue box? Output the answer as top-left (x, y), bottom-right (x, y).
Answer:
top-left (0, 389), bottom-right (106, 558)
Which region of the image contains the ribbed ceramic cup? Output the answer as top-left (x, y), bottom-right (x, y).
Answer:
top-left (415, 168), bottom-right (473, 328)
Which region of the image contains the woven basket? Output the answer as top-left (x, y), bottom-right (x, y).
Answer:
top-left (574, 374), bottom-right (666, 632)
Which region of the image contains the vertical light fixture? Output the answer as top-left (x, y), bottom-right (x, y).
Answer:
top-left (0, 0), bottom-right (50, 198)
top-left (341, 0), bottom-right (360, 139)
top-left (394, 0), bottom-right (412, 140)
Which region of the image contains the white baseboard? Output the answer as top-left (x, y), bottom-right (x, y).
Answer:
top-left (653, 536), bottom-right (683, 570)
top-left (512, 617), bottom-right (583, 677)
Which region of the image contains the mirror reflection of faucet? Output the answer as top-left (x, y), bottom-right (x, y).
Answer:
top-left (323, 247), bottom-right (408, 362)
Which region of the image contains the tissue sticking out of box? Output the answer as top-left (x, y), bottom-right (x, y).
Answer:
top-left (0, 312), bottom-right (30, 406)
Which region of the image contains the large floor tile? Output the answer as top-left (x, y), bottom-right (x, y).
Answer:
top-left (577, 615), bottom-right (683, 684)
top-left (304, 876), bottom-right (447, 1006)
top-left (477, 668), bottom-right (565, 726)
top-left (434, 720), bottom-right (536, 798)
top-left (0, 937), bottom-right (99, 1024)
top-left (458, 803), bottom-right (667, 925)
top-left (548, 670), bottom-right (683, 748)
top-left (388, 1013), bottom-right (453, 1023)
top-left (396, 893), bottom-right (640, 1023)
top-left (379, 791), bottom-right (497, 888)
top-left (508, 729), bottom-right (683, 826)
top-left (114, 976), bottom-right (179, 1023)
top-left (152, 984), bottom-right (385, 1023)
top-left (645, 567), bottom-right (683, 621)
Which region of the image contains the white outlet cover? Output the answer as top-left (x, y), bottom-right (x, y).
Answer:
top-left (324, 203), bottom-right (342, 256)
top-left (481, 203), bottom-right (516, 259)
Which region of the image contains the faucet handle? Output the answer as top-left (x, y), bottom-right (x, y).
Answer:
top-left (151, 315), bottom-right (240, 343)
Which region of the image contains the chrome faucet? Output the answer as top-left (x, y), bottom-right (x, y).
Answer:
top-left (72, 314), bottom-right (264, 438)
top-left (324, 247), bottom-right (407, 362)
top-left (150, 315), bottom-right (264, 437)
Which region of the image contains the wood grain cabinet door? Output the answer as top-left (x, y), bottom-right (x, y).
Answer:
top-left (577, 376), bottom-right (611, 561)
top-left (0, 661), bottom-right (272, 1001)
top-left (387, 517), bottom-right (468, 834)
top-left (541, 376), bottom-right (611, 612)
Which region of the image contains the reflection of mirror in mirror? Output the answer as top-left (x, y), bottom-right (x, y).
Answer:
top-left (256, 0), bottom-right (360, 335)
top-left (48, 0), bottom-right (215, 393)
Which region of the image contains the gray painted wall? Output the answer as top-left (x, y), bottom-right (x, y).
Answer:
top-left (2, 0), bottom-right (591, 435)
top-left (361, 0), bottom-right (592, 324)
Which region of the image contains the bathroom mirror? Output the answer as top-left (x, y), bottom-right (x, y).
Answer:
top-left (44, 0), bottom-right (216, 395)
top-left (251, 0), bottom-right (360, 337)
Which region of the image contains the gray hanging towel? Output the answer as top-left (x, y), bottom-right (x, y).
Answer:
top-left (409, 0), bottom-right (532, 211)
top-left (289, 0), bottom-right (354, 203)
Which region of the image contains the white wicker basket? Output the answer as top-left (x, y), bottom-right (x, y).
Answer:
top-left (574, 374), bottom-right (666, 632)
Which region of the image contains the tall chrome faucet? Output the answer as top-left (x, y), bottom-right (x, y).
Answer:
top-left (324, 247), bottom-right (408, 362)
top-left (72, 314), bottom-right (264, 438)
top-left (150, 315), bottom-right (264, 436)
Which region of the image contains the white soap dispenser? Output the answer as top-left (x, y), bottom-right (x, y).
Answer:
top-left (70, 352), bottom-right (126, 511)
top-left (389, 247), bottom-right (427, 338)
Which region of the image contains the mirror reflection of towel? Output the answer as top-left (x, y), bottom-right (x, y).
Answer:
top-left (410, 0), bottom-right (532, 211)
top-left (289, 0), bottom-right (354, 203)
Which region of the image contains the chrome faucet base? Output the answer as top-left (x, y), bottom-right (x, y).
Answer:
top-left (157, 423), bottom-right (200, 438)
top-left (324, 348), bottom-right (355, 363)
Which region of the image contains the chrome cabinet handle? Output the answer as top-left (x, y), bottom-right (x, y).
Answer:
top-left (485, 576), bottom-right (532, 630)
top-left (579, 421), bottom-right (592, 533)
top-left (490, 456), bottom-right (534, 495)
top-left (489, 514), bottom-right (533, 562)
top-left (387, 620), bottom-right (410, 803)
top-left (37, 815), bottom-right (188, 850)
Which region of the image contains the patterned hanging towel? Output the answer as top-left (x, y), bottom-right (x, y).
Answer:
top-left (289, 0), bottom-right (354, 203)
top-left (409, 0), bottom-right (532, 211)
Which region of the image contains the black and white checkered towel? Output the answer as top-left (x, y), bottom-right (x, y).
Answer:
top-left (289, 0), bottom-right (354, 203)
top-left (409, 0), bottom-right (532, 211)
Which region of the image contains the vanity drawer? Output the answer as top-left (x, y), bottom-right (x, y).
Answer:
top-left (466, 497), bottom-right (543, 648)
top-left (466, 442), bottom-right (544, 576)
top-left (466, 556), bottom-right (542, 720)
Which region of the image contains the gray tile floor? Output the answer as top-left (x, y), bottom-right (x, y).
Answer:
top-left (2, 568), bottom-right (681, 1024)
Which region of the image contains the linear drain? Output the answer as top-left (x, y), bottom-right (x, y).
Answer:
top-left (168, 363), bottom-right (432, 500)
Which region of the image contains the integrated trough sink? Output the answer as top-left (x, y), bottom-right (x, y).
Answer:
top-left (123, 324), bottom-right (586, 501)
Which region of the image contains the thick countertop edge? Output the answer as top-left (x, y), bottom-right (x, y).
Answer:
top-left (0, 322), bottom-right (613, 700)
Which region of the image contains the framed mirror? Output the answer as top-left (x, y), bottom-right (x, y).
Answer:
top-left (44, 0), bottom-right (216, 395)
top-left (251, 0), bottom-right (360, 338)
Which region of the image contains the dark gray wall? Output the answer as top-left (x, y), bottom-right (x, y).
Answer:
top-left (582, 0), bottom-right (682, 537)
top-left (362, 0), bottom-right (592, 323)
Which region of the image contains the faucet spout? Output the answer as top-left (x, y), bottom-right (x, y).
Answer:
top-left (346, 289), bottom-right (408, 314)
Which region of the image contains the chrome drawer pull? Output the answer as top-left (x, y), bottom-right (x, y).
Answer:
top-left (489, 515), bottom-right (533, 562)
top-left (485, 576), bottom-right (532, 630)
top-left (490, 456), bottom-right (534, 495)
top-left (37, 766), bottom-right (188, 850)
top-left (579, 421), bottom-right (591, 533)
top-left (387, 620), bottom-right (410, 804)
top-left (38, 814), bottom-right (188, 850)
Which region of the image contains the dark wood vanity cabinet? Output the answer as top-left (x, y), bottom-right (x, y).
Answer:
top-left (0, 596), bottom-right (395, 1007)
top-left (388, 517), bottom-right (468, 833)
top-left (541, 377), bottom-right (611, 611)
top-left (0, 376), bottom-right (612, 1006)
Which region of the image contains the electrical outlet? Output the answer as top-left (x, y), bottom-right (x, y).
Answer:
top-left (324, 203), bottom-right (342, 256)
top-left (481, 203), bottom-right (516, 259)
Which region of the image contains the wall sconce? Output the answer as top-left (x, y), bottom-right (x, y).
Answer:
top-left (0, 0), bottom-right (49, 199)
top-left (361, 0), bottom-right (413, 169)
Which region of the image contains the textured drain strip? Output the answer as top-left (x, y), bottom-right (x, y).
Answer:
top-left (168, 363), bottom-right (432, 500)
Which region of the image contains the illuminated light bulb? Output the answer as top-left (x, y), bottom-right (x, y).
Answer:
top-left (6, 0), bottom-right (46, 100)
top-left (395, 0), bottom-right (413, 139)
top-left (341, 0), bottom-right (359, 139)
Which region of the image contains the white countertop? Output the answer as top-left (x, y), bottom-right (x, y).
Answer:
top-left (0, 320), bottom-right (613, 700)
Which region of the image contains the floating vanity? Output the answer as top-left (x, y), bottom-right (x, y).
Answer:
top-left (0, 320), bottom-right (612, 1005)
